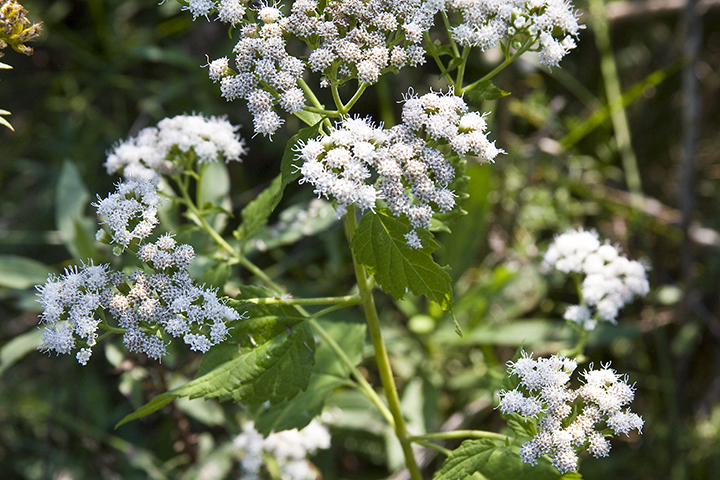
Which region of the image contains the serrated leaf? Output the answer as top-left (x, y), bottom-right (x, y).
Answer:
top-left (116, 319), bottom-right (315, 428)
top-left (465, 81), bottom-right (510, 102)
top-left (253, 372), bottom-right (347, 435)
top-left (235, 175), bottom-right (283, 243)
top-left (252, 318), bottom-right (366, 434)
top-left (0, 255), bottom-right (54, 289)
top-left (475, 446), bottom-right (570, 480)
top-left (432, 439), bottom-right (498, 480)
top-left (351, 209), bottom-right (453, 309)
top-left (504, 413), bottom-right (536, 440)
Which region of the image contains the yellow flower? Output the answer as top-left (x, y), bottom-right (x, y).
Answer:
top-left (0, 0), bottom-right (42, 57)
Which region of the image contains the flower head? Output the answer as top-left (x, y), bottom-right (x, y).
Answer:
top-left (544, 228), bottom-right (649, 327)
top-left (498, 352), bottom-right (643, 474)
top-left (105, 114), bottom-right (246, 181)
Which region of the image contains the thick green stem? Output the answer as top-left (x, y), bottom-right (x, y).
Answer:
top-left (345, 206), bottom-right (423, 480)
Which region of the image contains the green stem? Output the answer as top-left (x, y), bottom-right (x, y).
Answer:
top-left (174, 174), bottom-right (286, 293)
top-left (237, 255), bottom-right (287, 294)
top-left (409, 430), bottom-right (511, 443)
top-left (341, 82), bottom-right (368, 114)
top-left (588, 0), bottom-right (643, 206)
top-left (414, 439), bottom-right (452, 456)
top-left (454, 47), bottom-right (471, 96)
top-left (243, 294), bottom-right (362, 306)
top-left (461, 41), bottom-right (532, 94)
top-left (424, 31), bottom-right (454, 88)
top-left (345, 206), bottom-right (422, 480)
top-left (441, 11), bottom-right (460, 58)
top-left (309, 318), bottom-right (395, 426)
top-left (297, 77), bottom-right (325, 111)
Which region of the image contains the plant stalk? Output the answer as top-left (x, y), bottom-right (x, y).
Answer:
top-left (345, 206), bottom-right (422, 480)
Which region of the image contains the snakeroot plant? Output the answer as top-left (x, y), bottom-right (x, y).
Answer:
top-left (29, 1), bottom-right (651, 479)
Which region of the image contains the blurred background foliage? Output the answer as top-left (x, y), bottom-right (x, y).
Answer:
top-left (1, 0), bottom-right (720, 479)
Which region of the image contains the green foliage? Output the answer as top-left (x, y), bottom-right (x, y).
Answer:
top-left (253, 319), bottom-right (366, 434)
top-left (55, 161), bottom-right (99, 261)
top-left (432, 439), bottom-right (498, 480)
top-left (351, 208), bottom-right (453, 309)
top-left (116, 306), bottom-right (316, 427)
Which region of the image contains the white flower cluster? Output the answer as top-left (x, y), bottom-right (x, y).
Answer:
top-left (291, 0), bottom-right (431, 82)
top-left (497, 352), bottom-right (644, 474)
top-left (94, 180), bottom-right (163, 249)
top-left (234, 420), bottom-right (331, 480)
top-left (217, 6), bottom-right (307, 137)
top-left (36, 235), bottom-right (241, 364)
top-left (207, 0), bottom-right (436, 137)
top-left (543, 228), bottom-right (650, 329)
top-left (298, 90), bottom-right (502, 248)
top-left (105, 114), bottom-right (246, 181)
top-left (448, 0), bottom-right (582, 67)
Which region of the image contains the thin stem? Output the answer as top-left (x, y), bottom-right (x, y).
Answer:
top-left (588, 0), bottom-right (643, 207)
top-left (309, 318), bottom-right (395, 426)
top-left (243, 294), bottom-right (362, 306)
top-left (409, 430), bottom-right (511, 443)
top-left (423, 31), bottom-right (454, 88)
top-left (461, 41), bottom-right (532, 94)
top-left (297, 77), bottom-right (325, 111)
top-left (174, 175), bottom-right (237, 259)
top-left (341, 82), bottom-right (368, 114)
top-left (331, 82), bottom-right (344, 112)
top-left (454, 46), bottom-right (471, 96)
top-left (237, 255), bottom-right (287, 294)
top-left (441, 11), bottom-right (460, 58)
top-left (174, 174), bottom-right (287, 293)
top-left (413, 439), bottom-right (452, 457)
top-left (345, 206), bottom-right (423, 480)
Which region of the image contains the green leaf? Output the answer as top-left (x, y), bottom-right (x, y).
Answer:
top-left (198, 161), bottom-right (231, 232)
top-left (243, 199), bottom-right (337, 253)
top-left (447, 56), bottom-right (464, 72)
top-left (435, 441), bottom-right (574, 480)
top-left (253, 372), bottom-right (347, 435)
top-left (56, 161), bottom-right (98, 260)
top-left (473, 446), bottom-right (573, 480)
top-left (432, 439), bottom-right (498, 480)
top-left (465, 81), bottom-right (510, 102)
top-left (0, 255), bottom-right (54, 289)
top-left (504, 413), bottom-right (536, 440)
top-left (116, 317), bottom-right (315, 428)
top-left (351, 209), bottom-right (453, 309)
top-left (252, 318), bottom-right (366, 434)
top-left (277, 121), bottom-right (323, 205)
top-left (0, 328), bottom-right (43, 377)
top-left (235, 174), bottom-right (283, 243)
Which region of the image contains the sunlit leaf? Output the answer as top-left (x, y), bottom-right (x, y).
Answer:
top-left (351, 209), bottom-right (453, 309)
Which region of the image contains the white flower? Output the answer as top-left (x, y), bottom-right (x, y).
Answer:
top-left (234, 420), bottom-right (330, 479)
top-left (544, 228), bottom-right (649, 326)
top-left (105, 114), bottom-right (247, 180)
top-left (498, 352), bottom-right (643, 474)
